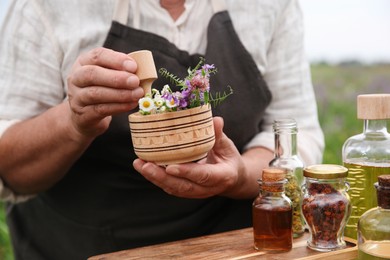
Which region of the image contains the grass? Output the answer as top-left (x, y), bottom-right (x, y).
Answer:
top-left (0, 63), bottom-right (389, 259)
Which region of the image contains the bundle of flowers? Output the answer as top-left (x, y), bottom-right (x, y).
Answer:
top-left (138, 57), bottom-right (233, 115)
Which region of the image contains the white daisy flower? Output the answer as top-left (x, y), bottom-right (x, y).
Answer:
top-left (138, 97), bottom-right (155, 112)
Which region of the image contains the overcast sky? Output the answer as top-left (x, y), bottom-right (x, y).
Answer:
top-left (300, 0), bottom-right (390, 63)
top-left (1, 0), bottom-right (389, 64)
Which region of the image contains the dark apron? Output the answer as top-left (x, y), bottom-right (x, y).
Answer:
top-left (7, 2), bottom-right (271, 259)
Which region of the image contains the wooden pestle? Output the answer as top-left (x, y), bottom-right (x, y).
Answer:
top-left (128, 50), bottom-right (157, 95)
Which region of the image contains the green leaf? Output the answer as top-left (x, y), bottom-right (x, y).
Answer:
top-left (209, 86), bottom-right (234, 108)
top-left (158, 68), bottom-right (185, 87)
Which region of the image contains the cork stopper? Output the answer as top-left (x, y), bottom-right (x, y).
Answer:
top-left (128, 50), bottom-right (157, 95)
top-left (357, 94), bottom-right (390, 120)
top-left (261, 168), bottom-right (287, 192)
top-left (262, 167), bottom-right (287, 181)
top-left (378, 175), bottom-right (390, 187)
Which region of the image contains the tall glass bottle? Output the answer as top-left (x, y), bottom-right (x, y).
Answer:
top-left (357, 175), bottom-right (390, 260)
top-left (269, 118), bottom-right (305, 237)
top-left (342, 94), bottom-right (390, 239)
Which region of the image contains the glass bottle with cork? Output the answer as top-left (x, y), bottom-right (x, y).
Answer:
top-left (342, 94), bottom-right (390, 239)
top-left (357, 175), bottom-right (390, 260)
top-left (269, 118), bottom-right (305, 237)
top-left (252, 167), bottom-right (293, 252)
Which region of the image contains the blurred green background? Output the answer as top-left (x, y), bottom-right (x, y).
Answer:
top-left (312, 62), bottom-right (390, 164)
top-left (1, 62), bottom-right (389, 259)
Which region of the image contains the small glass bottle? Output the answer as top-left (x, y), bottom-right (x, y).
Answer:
top-left (252, 168), bottom-right (293, 252)
top-left (301, 164), bottom-right (351, 252)
top-left (269, 118), bottom-right (305, 237)
top-left (358, 175), bottom-right (390, 260)
top-left (342, 94), bottom-right (390, 239)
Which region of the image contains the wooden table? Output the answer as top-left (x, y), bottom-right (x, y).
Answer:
top-left (89, 228), bottom-right (357, 260)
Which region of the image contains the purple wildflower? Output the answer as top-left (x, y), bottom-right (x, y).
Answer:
top-left (179, 98), bottom-right (188, 108)
top-left (202, 64), bottom-right (215, 72)
top-left (184, 79), bottom-right (192, 90)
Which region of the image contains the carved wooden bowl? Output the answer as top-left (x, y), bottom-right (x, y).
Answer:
top-left (128, 105), bottom-right (215, 165)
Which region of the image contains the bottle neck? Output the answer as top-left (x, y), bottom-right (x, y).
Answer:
top-left (259, 179), bottom-right (286, 194)
top-left (363, 119), bottom-right (388, 134)
top-left (274, 130), bottom-right (297, 158)
top-left (260, 189), bottom-right (285, 197)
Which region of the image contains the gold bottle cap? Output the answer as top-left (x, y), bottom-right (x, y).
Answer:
top-left (303, 164), bottom-right (348, 179)
top-left (357, 94), bottom-right (390, 120)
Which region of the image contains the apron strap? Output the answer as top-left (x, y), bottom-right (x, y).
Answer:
top-left (112, 0), bottom-right (226, 26)
top-left (113, 0), bottom-right (130, 24)
top-left (211, 0), bottom-right (227, 13)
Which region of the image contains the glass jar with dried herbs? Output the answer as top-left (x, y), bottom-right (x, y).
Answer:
top-left (301, 164), bottom-right (352, 252)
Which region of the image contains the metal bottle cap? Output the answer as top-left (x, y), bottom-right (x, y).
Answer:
top-left (303, 164), bottom-right (348, 179)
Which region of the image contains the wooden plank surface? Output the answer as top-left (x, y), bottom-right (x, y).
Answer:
top-left (89, 228), bottom-right (357, 260)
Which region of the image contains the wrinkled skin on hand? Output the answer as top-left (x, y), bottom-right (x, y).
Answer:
top-left (133, 117), bottom-right (249, 199)
top-left (67, 47), bottom-right (144, 138)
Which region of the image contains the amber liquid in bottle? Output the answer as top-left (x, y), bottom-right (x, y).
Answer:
top-left (253, 203), bottom-right (293, 251)
top-left (253, 168), bottom-right (293, 252)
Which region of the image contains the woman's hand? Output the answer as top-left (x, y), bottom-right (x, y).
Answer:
top-left (133, 117), bottom-right (268, 199)
top-left (67, 47), bottom-right (144, 138)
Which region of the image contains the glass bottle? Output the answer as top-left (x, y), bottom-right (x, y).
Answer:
top-left (342, 94), bottom-right (390, 239)
top-left (301, 164), bottom-right (352, 252)
top-left (269, 118), bottom-right (305, 237)
top-left (252, 168), bottom-right (293, 252)
top-left (358, 175), bottom-right (390, 260)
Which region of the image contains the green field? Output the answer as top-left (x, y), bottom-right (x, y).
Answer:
top-left (312, 63), bottom-right (390, 164)
top-left (0, 63), bottom-right (389, 259)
